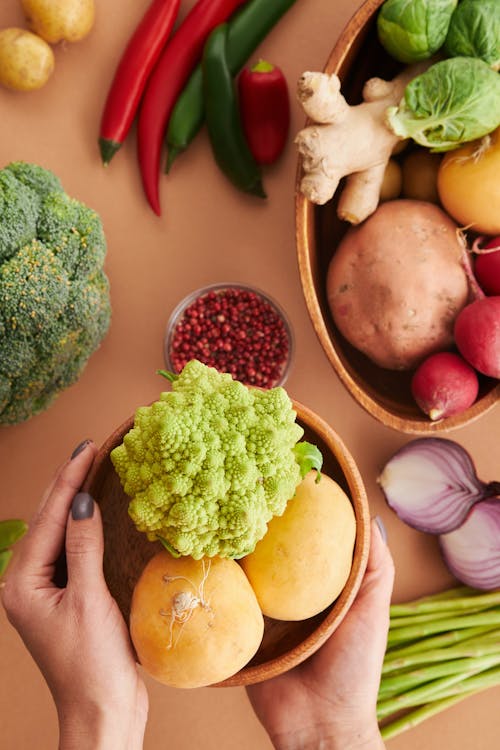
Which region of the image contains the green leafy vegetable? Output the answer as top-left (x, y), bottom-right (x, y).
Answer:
top-left (445, 0), bottom-right (500, 70)
top-left (377, 0), bottom-right (458, 63)
top-left (293, 441), bottom-right (323, 482)
top-left (386, 57), bottom-right (500, 151)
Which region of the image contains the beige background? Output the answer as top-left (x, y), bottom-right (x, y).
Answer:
top-left (0, 0), bottom-right (499, 748)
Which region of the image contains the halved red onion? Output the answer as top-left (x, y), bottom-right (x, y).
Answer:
top-left (378, 438), bottom-right (500, 534)
top-left (440, 500), bottom-right (500, 589)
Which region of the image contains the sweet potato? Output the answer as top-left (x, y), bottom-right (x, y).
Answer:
top-left (327, 200), bottom-right (469, 370)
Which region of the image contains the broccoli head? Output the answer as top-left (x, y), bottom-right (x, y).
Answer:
top-left (111, 360), bottom-right (322, 559)
top-left (0, 161), bottom-right (111, 424)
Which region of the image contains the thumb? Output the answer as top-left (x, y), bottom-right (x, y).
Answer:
top-left (65, 492), bottom-right (106, 594)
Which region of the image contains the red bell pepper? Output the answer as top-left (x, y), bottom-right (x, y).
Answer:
top-left (238, 60), bottom-right (290, 165)
top-left (137, 0), bottom-right (247, 216)
top-left (98, 0), bottom-right (181, 165)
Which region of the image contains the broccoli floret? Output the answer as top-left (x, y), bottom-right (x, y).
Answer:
top-left (6, 161), bottom-right (63, 198)
top-left (0, 171), bottom-right (38, 264)
top-left (0, 162), bottom-right (111, 425)
top-left (111, 360), bottom-right (322, 559)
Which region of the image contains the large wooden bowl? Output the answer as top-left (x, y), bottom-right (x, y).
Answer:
top-left (83, 397), bottom-right (370, 687)
top-left (296, 0), bottom-right (500, 434)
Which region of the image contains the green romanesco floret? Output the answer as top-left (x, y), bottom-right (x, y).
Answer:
top-left (111, 360), bottom-right (322, 559)
top-left (0, 161), bottom-right (111, 425)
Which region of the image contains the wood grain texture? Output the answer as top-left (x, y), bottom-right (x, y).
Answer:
top-left (295, 0), bottom-right (500, 434)
top-left (83, 397), bottom-right (370, 687)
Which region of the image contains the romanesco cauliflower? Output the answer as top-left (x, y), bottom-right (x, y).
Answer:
top-left (111, 360), bottom-right (322, 559)
top-left (0, 161), bottom-right (110, 424)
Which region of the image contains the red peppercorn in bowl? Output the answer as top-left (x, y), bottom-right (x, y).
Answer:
top-left (164, 283), bottom-right (293, 388)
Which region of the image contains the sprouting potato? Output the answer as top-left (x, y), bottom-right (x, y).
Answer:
top-left (21, 0), bottom-right (95, 44)
top-left (0, 28), bottom-right (54, 92)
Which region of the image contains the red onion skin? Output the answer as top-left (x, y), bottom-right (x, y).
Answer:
top-left (379, 438), bottom-right (495, 534)
top-left (439, 498), bottom-right (500, 590)
top-left (411, 352), bottom-right (479, 420)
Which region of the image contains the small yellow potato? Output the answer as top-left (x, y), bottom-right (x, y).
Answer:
top-left (240, 472), bottom-right (356, 621)
top-left (0, 28), bottom-right (54, 91)
top-left (130, 552), bottom-right (264, 688)
top-left (21, 0), bottom-right (95, 44)
top-left (402, 150), bottom-right (441, 203)
top-left (380, 159), bottom-right (402, 202)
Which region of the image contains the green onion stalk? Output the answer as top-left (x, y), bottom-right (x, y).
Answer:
top-left (377, 587), bottom-right (500, 740)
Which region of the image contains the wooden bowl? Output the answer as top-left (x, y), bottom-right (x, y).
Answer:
top-left (83, 397), bottom-right (370, 687)
top-left (295, 0), bottom-right (500, 434)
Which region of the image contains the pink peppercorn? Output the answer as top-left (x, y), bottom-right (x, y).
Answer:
top-left (166, 285), bottom-right (292, 388)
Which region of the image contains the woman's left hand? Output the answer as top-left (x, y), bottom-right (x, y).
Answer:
top-left (1, 440), bottom-right (149, 750)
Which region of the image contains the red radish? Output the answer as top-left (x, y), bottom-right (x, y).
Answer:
top-left (454, 297), bottom-right (500, 378)
top-left (474, 237), bottom-right (500, 295)
top-left (411, 352), bottom-right (479, 420)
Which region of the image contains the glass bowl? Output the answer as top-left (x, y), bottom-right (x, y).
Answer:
top-left (164, 283), bottom-right (294, 389)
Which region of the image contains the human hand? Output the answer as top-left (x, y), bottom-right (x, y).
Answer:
top-left (1, 440), bottom-right (149, 750)
top-left (247, 518), bottom-right (394, 750)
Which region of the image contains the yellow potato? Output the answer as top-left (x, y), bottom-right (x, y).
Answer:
top-left (240, 472), bottom-right (356, 621)
top-left (0, 28), bottom-right (54, 92)
top-left (130, 552), bottom-right (264, 688)
top-left (437, 127), bottom-right (500, 235)
top-left (402, 150), bottom-right (441, 204)
top-left (22, 0), bottom-right (95, 44)
top-left (380, 159), bottom-right (402, 202)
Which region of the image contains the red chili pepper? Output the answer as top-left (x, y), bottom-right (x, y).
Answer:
top-left (238, 60), bottom-right (290, 165)
top-left (137, 0), bottom-right (247, 216)
top-left (98, 0), bottom-right (181, 166)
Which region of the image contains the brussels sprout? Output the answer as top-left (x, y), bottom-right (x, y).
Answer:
top-left (386, 57), bottom-right (500, 151)
top-left (377, 0), bottom-right (458, 63)
top-left (445, 0), bottom-right (500, 70)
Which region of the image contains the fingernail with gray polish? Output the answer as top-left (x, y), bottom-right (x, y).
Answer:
top-left (374, 515), bottom-right (388, 544)
top-left (71, 492), bottom-right (95, 520)
top-left (70, 439), bottom-right (91, 460)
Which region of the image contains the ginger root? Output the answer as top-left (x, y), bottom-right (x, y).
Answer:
top-left (295, 65), bottom-right (426, 224)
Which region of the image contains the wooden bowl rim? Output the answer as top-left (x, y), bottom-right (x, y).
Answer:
top-left (85, 397), bottom-right (371, 687)
top-left (295, 0), bottom-right (500, 435)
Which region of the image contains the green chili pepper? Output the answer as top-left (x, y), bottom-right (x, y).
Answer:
top-left (203, 23), bottom-right (266, 198)
top-left (0, 550), bottom-right (13, 577)
top-left (0, 519), bottom-right (27, 577)
top-left (0, 519), bottom-right (27, 550)
top-left (166, 0), bottom-right (297, 172)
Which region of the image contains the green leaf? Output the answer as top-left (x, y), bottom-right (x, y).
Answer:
top-left (0, 519), bottom-right (27, 550)
top-left (293, 441), bottom-right (323, 482)
top-left (0, 549), bottom-right (13, 577)
top-left (157, 369), bottom-right (179, 383)
top-left (158, 536), bottom-right (182, 558)
top-left (387, 57), bottom-right (500, 151)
